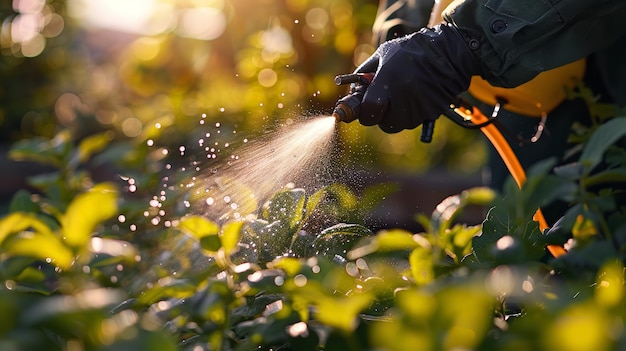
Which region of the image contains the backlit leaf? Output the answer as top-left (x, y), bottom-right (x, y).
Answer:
top-left (409, 246), bottom-right (433, 286)
top-left (62, 183), bottom-right (118, 249)
top-left (75, 132), bottom-right (112, 164)
top-left (177, 215), bottom-right (220, 240)
top-left (0, 212), bottom-right (54, 244)
top-left (221, 220), bottom-right (244, 255)
top-left (2, 231), bottom-right (74, 269)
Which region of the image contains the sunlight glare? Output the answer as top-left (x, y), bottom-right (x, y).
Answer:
top-left (68, 0), bottom-right (160, 35)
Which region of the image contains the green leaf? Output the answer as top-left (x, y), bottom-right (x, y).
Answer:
top-left (8, 190), bottom-right (39, 213)
top-left (474, 205), bottom-right (544, 264)
top-left (0, 212), bottom-right (54, 245)
top-left (431, 187), bottom-right (495, 233)
top-left (221, 220), bottom-right (244, 255)
top-left (137, 279), bottom-right (197, 305)
top-left (262, 188), bottom-right (305, 231)
top-left (312, 223), bottom-right (372, 258)
top-left (2, 230), bottom-right (74, 269)
top-left (200, 235), bottom-right (222, 252)
top-left (348, 229), bottom-right (424, 259)
top-left (303, 187), bottom-right (326, 223)
top-left (8, 130), bottom-right (73, 167)
top-left (322, 183), bottom-right (358, 210)
top-left (409, 246), bottom-right (433, 285)
top-left (579, 116), bottom-right (626, 173)
top-left (62, 183), bottom-right (118, 249)
top-left (74, 132), bottom-right (113, 165)
top-left (177, 215), bottom-right (220, 240)
top-left (585, 168), bottom-right (626, 188)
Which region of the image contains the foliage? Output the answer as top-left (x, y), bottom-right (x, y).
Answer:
top-left (1, 105), bottom-right (626, 350)
top-left (0, 0), bottom-right (483, 174)
top-left (2, 2), bottom-right (626, 351)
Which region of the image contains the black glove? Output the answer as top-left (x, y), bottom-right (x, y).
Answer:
top-left (356, 23), bottom-right (480, 133)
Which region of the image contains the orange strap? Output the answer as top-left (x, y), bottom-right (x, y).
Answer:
top-left (466, 107), bottom-right (567, 258)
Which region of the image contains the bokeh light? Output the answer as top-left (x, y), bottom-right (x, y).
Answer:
top-left (0, 0), bottom-right (65, 57)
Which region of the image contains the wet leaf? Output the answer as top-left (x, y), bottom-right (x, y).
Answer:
top-left (262, 188), bottom-right (305, 231)
top-left (313, 223), bottom-right (372, 258)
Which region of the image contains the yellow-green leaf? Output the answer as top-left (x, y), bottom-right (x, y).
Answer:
top-left (76, 132), bottom-right (112, 164)
top-left (221, 220), bottom-right (243, 255)
top-left (409, 246), bottom-right (433, 286)
top-left (0, 212), bottom-right (54, 245)
top-left (62, 183), bottom-right (118, 249)
top-left (178, 215), bottom-right (220, 240)
top-left (3, 231), bottom-right (74, 269)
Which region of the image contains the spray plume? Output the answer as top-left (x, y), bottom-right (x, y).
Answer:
top-left (188, 116), bottom-right (337, 221)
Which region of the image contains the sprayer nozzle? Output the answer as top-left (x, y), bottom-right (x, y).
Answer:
top-left (332, 103), bottom-right (354, 123)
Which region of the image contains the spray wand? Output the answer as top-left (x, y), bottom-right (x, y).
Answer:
top-left (330, 72), bottom-right (566, 258)
top-left (332, 72), bottom-right (438, 143)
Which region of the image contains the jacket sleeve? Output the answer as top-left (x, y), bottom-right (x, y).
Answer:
top-left (443, 0), bottom-right (626, 88)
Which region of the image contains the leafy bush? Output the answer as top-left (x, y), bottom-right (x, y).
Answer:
top-left (1, 105), bottom-right (626, 350)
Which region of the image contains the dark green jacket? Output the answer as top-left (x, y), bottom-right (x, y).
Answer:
top-left (374, 0), bottom-right (626, 105)
top-left (444, 1), bottom-right (626, 95)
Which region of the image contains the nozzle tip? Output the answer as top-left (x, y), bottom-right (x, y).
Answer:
top-left (332, 112), bottom-right (341, 122)
top-left (332, 104), bottom-right (350, 123)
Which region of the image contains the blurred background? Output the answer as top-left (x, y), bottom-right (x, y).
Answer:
top-left (0, 0), bottom-right (485, 228)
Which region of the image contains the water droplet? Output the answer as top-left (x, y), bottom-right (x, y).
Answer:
top-left (215, 122), bottom-right (221, 127)
top-left (219, 107), bottom-right (225, 112)
top-left (293, 274), bottom-right (307, 287)
top-left (118, 215), bottom-right (126, 223)
top-left (206, 197), bottom-right (215, 206)
top-left (147, 139), bottom-right (154, 146)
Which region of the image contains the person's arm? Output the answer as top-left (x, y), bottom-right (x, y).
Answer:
top-left (444, 0), bottom-right (626, 87)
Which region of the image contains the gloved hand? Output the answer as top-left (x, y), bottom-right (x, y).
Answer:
top-left (355, 23), bottom-right (480, 133)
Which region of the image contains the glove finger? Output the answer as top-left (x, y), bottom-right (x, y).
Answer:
top-left (353, 53), bottom-right (379, 74)
top-left (358, 81), bottom-right (389, 126)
